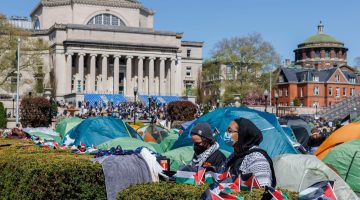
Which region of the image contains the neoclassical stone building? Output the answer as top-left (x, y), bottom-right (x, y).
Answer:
top-left (28, 0), bottom-right (202, 101)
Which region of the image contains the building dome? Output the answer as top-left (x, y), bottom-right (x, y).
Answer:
top-left (303, 33), bottom-right (340, 44)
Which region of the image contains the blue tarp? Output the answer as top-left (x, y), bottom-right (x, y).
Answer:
top-left (171, 107), bottom-right (298, 158)
top-left (84, 94), bottom-right (127, 106)
top-left (139, 95), bottom-right (183, 104)
top-left (63, 116), bottom-right (142, 147)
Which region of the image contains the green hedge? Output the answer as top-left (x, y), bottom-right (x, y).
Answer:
top-left (118, 182), bottom-right (299, 200)
top-left (0, 139), bottom-right (106, 200)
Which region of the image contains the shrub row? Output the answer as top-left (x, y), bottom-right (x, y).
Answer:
top-left (0, 139), bottom-right (106, 200)
top-left (118, 182), bottom-right (299, 200)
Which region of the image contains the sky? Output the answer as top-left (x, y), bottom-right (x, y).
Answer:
top-left (1, 0), bottom-right (360, 65)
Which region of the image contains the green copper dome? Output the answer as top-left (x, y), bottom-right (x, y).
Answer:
top-left (303, 33), bottom-right (340, 44)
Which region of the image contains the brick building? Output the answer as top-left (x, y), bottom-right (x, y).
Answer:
top-left (273, 22), bottom-right (360, 108)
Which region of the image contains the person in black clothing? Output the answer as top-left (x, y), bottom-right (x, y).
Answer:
top-left (307, 127), bottom-right (326, 154)
top-left (223, 118), bottom-right (276, 188)
top-left (190, 122), bottom-right (226, 168)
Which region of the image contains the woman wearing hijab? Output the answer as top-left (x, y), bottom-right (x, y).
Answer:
top-left (223, 118), bottom-right (276, 187)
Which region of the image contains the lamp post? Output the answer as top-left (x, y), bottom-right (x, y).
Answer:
top-left (133, 86), bottom-right (138, 125)
top-left (263, 89), bottom-right (269, 112)
top-left (274, 91), bottom-right (279, 116)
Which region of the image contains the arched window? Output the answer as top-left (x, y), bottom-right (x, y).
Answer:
top-left (87, 14), bottom-right (126, 26)
top-left (34, 19), bottom-right (40, 30)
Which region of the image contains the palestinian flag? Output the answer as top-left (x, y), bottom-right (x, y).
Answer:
top-left (240, 175), bottom-right (260, 191)
top-left (175, 167), bottom-right (205, 185)
top-left (219, 192), bottom-right (244, 200)
top-left (204, 170), bottom-right (230, 184)
top-left (267, 187), bottom-right (289, 200)
top-left (298, 181), bottom-right (337, 200)
top-left (201, 188), bottom-right (244, 200)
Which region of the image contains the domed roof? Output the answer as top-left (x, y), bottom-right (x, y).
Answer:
top-left (302, 21), bottom-right (342, 44)
top-left (303, 33), bottom-right (340, 44)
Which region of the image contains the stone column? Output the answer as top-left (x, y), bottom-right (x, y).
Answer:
top-left (159, 58), bottom-right (166, 96)
top-left (126, 56), bottom-right (133, 96)
top-left (66, 52), bottom-right (73, 94)
top-left (78, 53), bottom-right (85, 93)
top-left (175, 56), bottom-right (182, 96)
top-left (56, 51), bottom-right (66, 96)
top-left (101, 54), bottom-right (108, 93)
top-left (90, 54), bottom-right (97, 92)
top-left (148, 57), bottom-right (155, 95)
top-left (114, 55), bottom-right (120, 94)
top-left (170, 58), bottom-right (176, 95)
top-left (137, 56), bottom-right (144, 94)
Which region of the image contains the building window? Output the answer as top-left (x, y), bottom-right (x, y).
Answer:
top-left (325, 52), bottom-right (330, 58)
top-left (343, 88), bottom-right (347, 96)
top-left (349, 78), bottom-right (356, 83)
top-left (313, 87), bottom-right (319, 96)
top-left (315, 51), bottom-right (320, 58)
top-left (187, 49), bottom-right (191, 58)
top-left (335, 75), bottom-right (340, 82)
top-left (279, 89), bottom-right (283, 97)
top-left (71, 79), bottom-right (74, 91)
top-left (350, 88), bottom-right (355, 96)
top-left (285, 88), bottom-right (288, 97)
top-left (336, 87), bottom-right (340, 97)
top-left (329, 87), bottom-right (333, 96)
top-left (300, 88), bottom-right (303, 97)
top-left (186, 67), bottom-right (192, 77)
top-left (312, 76), bottom-right (319, 82)
top-left (34, 19), bottom-right (40, 30)
top-left (87, 14), bottom-right (126, 26)
top-left (279, 75), bottom-right (284, 83)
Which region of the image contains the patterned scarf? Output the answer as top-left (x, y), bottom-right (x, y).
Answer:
top-left (192, 142), bottom-right (220, 167)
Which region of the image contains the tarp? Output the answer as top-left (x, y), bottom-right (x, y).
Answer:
top-left (273, 154), bottom-right (358, 200)
top-left (55, 117), bottom-right (83, 139)
top-left (315, 122), bottom-right (360, 160)
top-left (323, 139), bottom-right (360, 193)
top-left (23, 127), bottom-right (61, 143)
top-left (97, 137), bottom-right (157, 152)
top-left (171, 107), bottom-right (298, 158)
top-left (63, 117), bottom-right (142, 147)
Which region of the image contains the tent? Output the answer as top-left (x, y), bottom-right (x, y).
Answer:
top-left (171, 107), bottom-right (298, 158)
top-left (162, 146), bottom-right (231, 171)
top-left (23, 127), bottom-right (61, 143)
top-left (273, 154), bottom-right (358, 200)
top-left (63, 117), bottom-right (142, 147)
top-left (353, 116), bottom-right (360, 122)
top-left (181, 120), bottom-right (196, 130)
top-left (315, 122), bottom-right (360, 160)
top-left (55, 117), bottom-right (83, 139)
top-left (97, 137), bottom-right (157, 152)
top-left (278, 116), bottom-right (311, 148)
top-left (323, 139), bottom-right (360, 193)
top-left (138, 124), bottom-right (171, 143)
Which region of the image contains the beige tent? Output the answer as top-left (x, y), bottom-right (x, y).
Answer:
top-left (273, 154), bottom-right (358, 200)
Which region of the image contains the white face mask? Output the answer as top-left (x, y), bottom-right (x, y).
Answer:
top-left (223, 131), bottom-right (236, 146)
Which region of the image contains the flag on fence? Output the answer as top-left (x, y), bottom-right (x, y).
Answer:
top-left (175, 166), bottom-right (205, 185)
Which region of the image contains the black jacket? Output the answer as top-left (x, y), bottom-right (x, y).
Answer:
top-left (200, 150), bottom-right (226, 168)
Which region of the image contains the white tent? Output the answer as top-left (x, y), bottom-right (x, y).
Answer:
top-left (273, 154), bottom-right (358, 200)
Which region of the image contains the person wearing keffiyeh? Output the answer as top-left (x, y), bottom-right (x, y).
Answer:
top-left (190, 122), bottom-right (226, 168)
top-left (223, 118), bottom-right (276, 188)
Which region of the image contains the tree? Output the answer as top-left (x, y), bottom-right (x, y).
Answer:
top-left (293, 97), bottom-right (300, 106)
top-left (0, 102), bottom-right (7, 128)
top-left (20, 96), bottom-right (51, 127)
top-left (211, 33), bottom-right (280, 104)
top-left (0, 15), bottom-right (48, 94)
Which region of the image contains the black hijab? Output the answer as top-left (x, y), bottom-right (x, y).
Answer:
top-left (233, 118), bottom-right (263, 155)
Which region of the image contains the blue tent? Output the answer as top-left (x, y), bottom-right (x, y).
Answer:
top-left (63, 116), bottom-right (142, 147)
top-left (172, 107), bottom-right (298, 158)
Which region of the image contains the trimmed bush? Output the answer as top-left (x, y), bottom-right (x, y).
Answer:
top-left (167, 101), bottom-right (197, 122)
top-left (118, 182), bottom-right (299, 200)
top-left (0, 139), bottom-right (106, 200)
top-left (0, 102), bottom-right (7, 128)
top-left (20, 96), bottom-right (51, 127)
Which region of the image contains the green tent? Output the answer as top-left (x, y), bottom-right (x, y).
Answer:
top-left (56, 117), bottom-right (83, 139)
top-left (97, 137), bottom-right (157, 152)
top-left (158, 134), bottom-right (179, 152)
top-left (23, 127), bottom-right (61, 143)
top-left (323, 139), bottom-right (360, 193)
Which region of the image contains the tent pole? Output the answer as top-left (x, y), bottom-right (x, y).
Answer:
top-left (345, 151), bottom-right (358, 181)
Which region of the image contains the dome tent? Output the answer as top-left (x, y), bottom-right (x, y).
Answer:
top-left (56, 117), bottom-right (83, 139)
top-left (323, 139), bottom-right (360, 193)
top-left (273, 154), bottom-right (358, 200)
top-left (171, 107), bottom-right (298, 158)
top-left (63, 116), bottom-right (142, 147)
